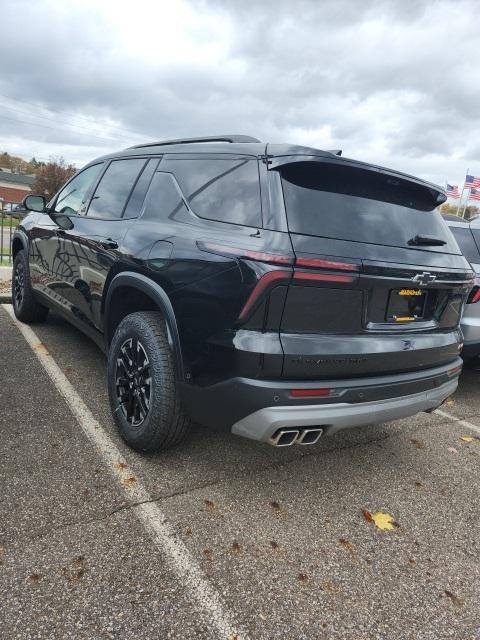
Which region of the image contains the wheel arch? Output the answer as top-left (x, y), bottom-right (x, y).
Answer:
top-left (104, 272), bottom-right (187, 381)
top-left (12, 230), bottom-right (28, 260)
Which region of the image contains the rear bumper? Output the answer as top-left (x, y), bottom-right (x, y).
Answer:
top-left (182, 358), bottom-right (462, 437)
top-left (231, 378), bottom-right (458, 443)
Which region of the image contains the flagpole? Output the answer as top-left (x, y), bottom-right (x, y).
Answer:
top-left (457, 168), bottom-right (468, 217)
top-left (462, 191), bottom-right (470, 218)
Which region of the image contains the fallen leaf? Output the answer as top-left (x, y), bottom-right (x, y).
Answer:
top-left (447, 447), bottom-right (458, 454)
top-left (446, 398), bottom-right (455, 405)
top-left (204, 499), bottom-right (216, 511)
top-left (320, 580), bottom-right (340, 593)
top-left (231, 541), bottom-right (241, 554)
top-left (28, 573), bottom-right (41, 583)
top-left (297, 573), bottom-right (309, 583)
top-left (269, 541), bottom-right (279, 550)
top-left (410, 438), bottom-right (425, 449)
top-left (202, 549), bottom-right (212, 560)
top-left (460, 436), bottom-right (474, 443)
top-left (122, 476), bottom-right (137, 486)
top-left (114, 462), bottom-right (129, 470)
top-left (363, 510), bottom-right (399, 531)
top-left (445, 590), bottom-right (464, 607)
top-left (185, 527), bottom-right (192, 536)
top-left (269, 501), bottom-right (281, 512)
top-left (338, 538), bottom-right (356, 554)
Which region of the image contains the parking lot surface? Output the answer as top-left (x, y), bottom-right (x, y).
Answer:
top-left (1, 304), bottom-right (479, 640)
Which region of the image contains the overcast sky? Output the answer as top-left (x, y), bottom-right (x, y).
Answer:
top-left (1, 0), bottom-right (479, 190)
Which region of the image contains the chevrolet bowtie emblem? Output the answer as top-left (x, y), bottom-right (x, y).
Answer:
top-left (412, 272), bottom-right (436, 286)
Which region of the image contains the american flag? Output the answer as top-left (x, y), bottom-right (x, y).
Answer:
top-left (465, 174), bottom-right (480, 189)
top-left (468, 187), bottom-right (480, 201)
top-left (446, 183), bottom-right (460, 199)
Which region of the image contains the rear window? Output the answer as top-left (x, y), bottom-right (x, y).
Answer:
top-left (448, 226), bottom-right (480, 264)
top-left (280, 162), bottom-right (459, 253)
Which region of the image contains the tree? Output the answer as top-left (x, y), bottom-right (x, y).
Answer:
top-left (32, 157), bottom-right (76, 199)
top-left (439, 202), bottom-right (480, 220)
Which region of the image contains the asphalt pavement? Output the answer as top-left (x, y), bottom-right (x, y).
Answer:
top-left (0, 305), bottom-right (479, 640)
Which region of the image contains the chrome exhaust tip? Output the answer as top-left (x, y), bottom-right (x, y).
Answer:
top-left (269, 429), bottom-right (300, 447)
top-left (296, 428), bottom-right (324, 445)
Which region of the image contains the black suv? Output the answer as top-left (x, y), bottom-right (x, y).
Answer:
top-left (13, 135), bottom-right (472, 452)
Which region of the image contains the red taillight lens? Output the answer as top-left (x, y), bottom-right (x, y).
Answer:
top-left (199, 242), bottom-right (294, 265)
top-left (290, 388), bottom-right (332, 398)
top-left (293, 272), bottom-right (355, 284)
top-left (238, 270), bottom-right (291, 321)
top-left (467, 278), bottom-right (480, 304)
top-left (295, 257), bottom-right (359, 271)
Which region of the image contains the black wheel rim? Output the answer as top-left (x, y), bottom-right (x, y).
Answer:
top-left (115, 338), bottom-right (151, 427)
top-left (14, 260), bottom-right (25, 309)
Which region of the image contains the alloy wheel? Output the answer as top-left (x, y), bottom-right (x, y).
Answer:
top-left (115, 338), bottom-right (152, 426)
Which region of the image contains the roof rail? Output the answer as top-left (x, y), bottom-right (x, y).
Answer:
top-left (128, 135), bottom-right (261, 149)
top-left (327, 149), bottom-right (342, 156)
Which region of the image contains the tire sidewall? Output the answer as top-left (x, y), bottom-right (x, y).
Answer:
top-left (107, 312), bottom-right (179, 451)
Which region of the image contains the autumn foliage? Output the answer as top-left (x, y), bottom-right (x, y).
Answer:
top-left (32, 157), bottom-right (76, 200)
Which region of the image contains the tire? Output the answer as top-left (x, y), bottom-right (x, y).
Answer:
top-left (12, 250), bottom-right (49, 323)
top-left (107, 311), bottom-right (190, 453)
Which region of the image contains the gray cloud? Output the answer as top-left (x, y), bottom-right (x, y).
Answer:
top-left (0, 0), bottom-right (479, 188)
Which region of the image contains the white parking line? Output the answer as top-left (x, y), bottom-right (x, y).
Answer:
top-left (434, 408), bottom-right (480, 435)
top-left (3, 304), bottom-right (245, 640)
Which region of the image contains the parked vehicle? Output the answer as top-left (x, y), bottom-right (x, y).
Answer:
top-left (12, 135), bottom-right (473, 452)
top-left (444, 215), bottom-right (480, 361)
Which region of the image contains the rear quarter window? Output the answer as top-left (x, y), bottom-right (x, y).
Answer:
top-left (161, 157), bottom-right (262, 228)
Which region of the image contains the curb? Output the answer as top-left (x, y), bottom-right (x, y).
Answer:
top-left (0, 295), bottom-right (11, 304)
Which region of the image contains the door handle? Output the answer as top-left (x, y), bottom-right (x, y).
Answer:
top-left (100, 238), bottom-right (118, 250)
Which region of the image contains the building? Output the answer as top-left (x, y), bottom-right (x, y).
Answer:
top-left (0, 169), bottom-right (35, 208)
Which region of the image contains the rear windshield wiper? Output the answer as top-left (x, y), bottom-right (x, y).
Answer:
top-left (408, 235), bottom-right (447, 246)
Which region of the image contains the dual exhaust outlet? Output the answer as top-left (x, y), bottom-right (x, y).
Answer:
top-left (269, 427), bottom-right (324, 447)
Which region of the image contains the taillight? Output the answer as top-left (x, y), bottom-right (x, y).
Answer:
top-left (467, 278), bottom-right (480, 304)
top-left (196, 242), bottom-right (360, 321)
top-left (238, 270), bottom-right (291, 322)
top-left (198, 241), bottom-right (294, 266)
top-left (295, 257), bottom-right (359, 272)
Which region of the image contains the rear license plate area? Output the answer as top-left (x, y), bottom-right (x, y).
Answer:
top-left (387, 288), bottom-right (426, 323)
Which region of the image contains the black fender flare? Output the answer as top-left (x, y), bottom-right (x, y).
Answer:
top-left (12, 229), bottom-right (29, 256)
top-left (104, 272), bottom-right (187, 381)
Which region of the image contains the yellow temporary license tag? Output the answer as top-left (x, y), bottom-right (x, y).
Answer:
top-left (399, 289), bottom-right (423, 296)
top-left (395, 316), bottom-right (416, 322)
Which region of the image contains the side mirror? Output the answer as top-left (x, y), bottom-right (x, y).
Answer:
top-left (23, 194), bottom-right (47, 213)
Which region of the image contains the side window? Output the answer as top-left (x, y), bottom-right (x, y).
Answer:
top-left (142, 172), bottom-right (188, 221)
top-left (123, 158), bottom-right (159, 218)
top-left (472, 229), bottom-right (480, 257)
top-left (161, 158), bottom-right (262, 227)
top-left (54, 164), bottom-right (103, 215)
top-left (450, 227), bottom-right (480, 264)
top-left (87, 158), bottom-right (146, 219)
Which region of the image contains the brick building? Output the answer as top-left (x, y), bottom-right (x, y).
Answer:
top-left (0, 169), bottom-right (35, 208)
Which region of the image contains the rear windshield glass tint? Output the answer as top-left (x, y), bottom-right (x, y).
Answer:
top-left (280, 162), bottom-right (459, 253)
top-left (449, 226), bottom-right (480, 263)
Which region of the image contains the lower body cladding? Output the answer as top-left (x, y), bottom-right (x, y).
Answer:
top-left (182, 358), bottom-right (462, 447)
top-left (232, 379), bottom-right (457, 446)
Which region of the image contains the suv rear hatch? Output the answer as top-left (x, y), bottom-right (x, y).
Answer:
top-left (275, 159), bottom-right (473, 379)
